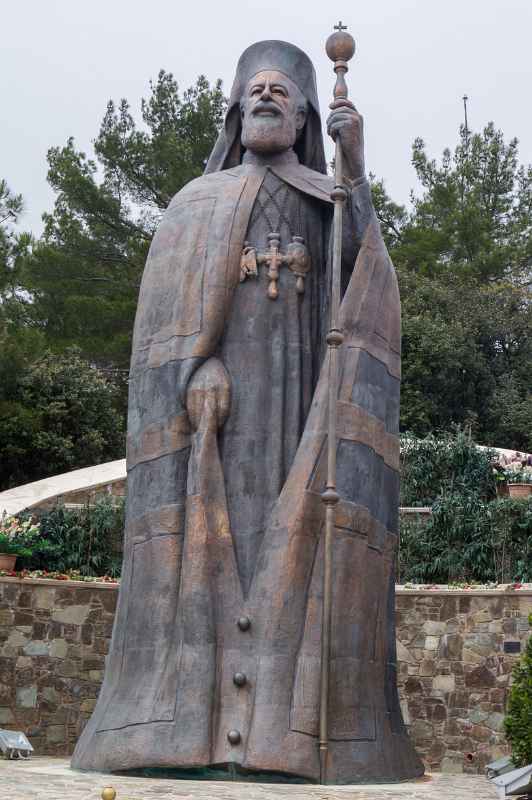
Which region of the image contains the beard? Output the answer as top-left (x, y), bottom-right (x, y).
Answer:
top-left (241, 112), bottom-right (296, 154)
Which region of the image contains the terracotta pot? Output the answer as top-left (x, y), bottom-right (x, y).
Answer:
top-left (0, 553), bottom-right (17, 571)
top-left (508, 483), bottom-right (532, 500)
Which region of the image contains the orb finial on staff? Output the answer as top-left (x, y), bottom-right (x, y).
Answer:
top-left (326, 22), bottom-right (356, 105)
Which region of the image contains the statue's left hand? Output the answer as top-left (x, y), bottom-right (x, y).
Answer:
top-left (186, 358), bottom-right (231, 432)
top-left (326, 104), bottom-right (365, 182)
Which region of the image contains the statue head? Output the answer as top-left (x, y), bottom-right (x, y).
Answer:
top-left (240, 70), bottom-right (308, 155)
top-left (205, 41), bottom-right (326, 174)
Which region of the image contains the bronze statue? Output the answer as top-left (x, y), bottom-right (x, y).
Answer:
top-left (72, 34), bottom-right (423, 784)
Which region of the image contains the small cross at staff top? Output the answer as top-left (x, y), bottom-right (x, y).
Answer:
top-left (334, 20), bottom-right (348, 31)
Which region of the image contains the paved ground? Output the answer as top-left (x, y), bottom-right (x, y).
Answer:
top-left (0, 758), bottom-right (499, 800)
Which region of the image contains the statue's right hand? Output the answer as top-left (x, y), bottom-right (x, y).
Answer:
top-left (185, 358), bottom-right (231, 432)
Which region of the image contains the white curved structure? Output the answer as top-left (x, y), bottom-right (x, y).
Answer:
top-left (0, 459), bottom-right (126, 517)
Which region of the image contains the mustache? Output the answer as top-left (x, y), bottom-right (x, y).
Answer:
top-left (252, 101), bottom-right (282, 116)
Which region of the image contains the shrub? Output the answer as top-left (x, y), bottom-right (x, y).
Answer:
top-left (398, 496), bottom-right (532, 584)
top-left (19, 496), bottom-right (124, 577)
top-left (0, 347), bottom-right (125, 490)
top-left (504, 614), bottom-right (532, 766)
top-left (400, 429), bottom-right (497, 507)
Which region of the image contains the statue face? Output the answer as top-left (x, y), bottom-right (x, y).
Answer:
top-left (240, 70), bottom-right (307, 155)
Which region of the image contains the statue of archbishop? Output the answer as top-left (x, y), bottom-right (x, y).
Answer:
top-left (72, 40), bottom-right (423, 783)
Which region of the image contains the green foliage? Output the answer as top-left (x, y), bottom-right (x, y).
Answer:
top-left (504, 614), bottom-right (532, 766)
top-left (22, 73), bottom-right (226, 368)
top-left (399, 274), bottom-right (532, 450)
top-left (399, 495), bottom-right (532, 584)
top-left (0, 514), bottom-right (40, 557)
top-left (400, 429), bottom-right (497, 506)
top-left (372, 122), bottom-right (532, 451)
top-left (376, 123), bottom-right (532, 284)
top-left (19, 496), bottom-right (124, 577)
top-left (0, 348), bottom-right (125, 490)
top-left (399, 431), bottom-right (532, 584)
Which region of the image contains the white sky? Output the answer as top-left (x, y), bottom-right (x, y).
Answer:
top-left (2, 0), bottom-right (532, 234)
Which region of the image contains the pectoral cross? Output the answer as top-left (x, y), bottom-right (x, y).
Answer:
top-left (239, 233), bottom-right (310, 300)
top-left (258, 233), bottom-right (286, 300)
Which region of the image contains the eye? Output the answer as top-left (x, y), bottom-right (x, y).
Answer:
top-left (250, 86), bottom-right (263, 96)
top-left (272, 86), bottom-right (287, 96)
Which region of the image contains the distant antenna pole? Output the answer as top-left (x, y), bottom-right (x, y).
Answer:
top-left (463, 94), bottom-right (469, 137)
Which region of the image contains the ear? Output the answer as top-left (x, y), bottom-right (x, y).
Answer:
top-left (295, 107), bottom-right (307, 132)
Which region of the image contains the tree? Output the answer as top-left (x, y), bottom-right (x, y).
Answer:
top-left (0, 181), bottom-right (45, 402)
top-left (371, 122), bottom-right (532, 450)
top-left (504, 613), bottom-right (532, 766)
top-left (373, 123), bottom-right (532, 285)
top-left (23, 72), bottom-right (226, 368)
top-left (0, 348), bottom-right (125, 490)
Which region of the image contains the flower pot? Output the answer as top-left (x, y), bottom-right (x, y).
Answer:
top-left (0, 553), bottom-right (17, 571)
top-left (508, 483), bottom-right (532, 500)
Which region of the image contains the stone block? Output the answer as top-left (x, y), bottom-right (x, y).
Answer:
top-left (463, 647), bottom-right (486, 664)
top-left (17, 591), bottom-right (32, 608)
top-left (49, 639), bottom-right (68, 659)
top-left (33, 587), bottom-right (55, 610)
top-left (441, 755), bottom-right (464, 773)
top-left (440, 633), bottom-right (463, 660)
top-left (0, 707), bottom-right (14, 724)
top-left (0, 609), bottom-right (14, 626)
top-left (469, 708), bottom-right (488, 724)
top-left (411, 719), bottom-right (433, 740)
top-left (52, 605), bottom-right (89, 625)
top-left (433, 674), bottom-right (455, 694)
top-left (56, 660), bottom-right (79, 678)
top-left (5, 629), bottom-right (28, 650)
top-left (487, 712), bottom-right (505, 732)
top-left (46, 724), bottom-right (66, 743)
top-left (14, 611), bottom-right (33, 626)
top-left (423, 620), bottom-right (446, 636)
top-left (419, 659), bottom-right (435, 677)
top-left (16, 684), bottom-right (37, 708)
top-left (23, 640), bottom-right (50, 656)
top-left (465, 665), bottom-right (496, 689)
top-left (404, 677), bottom-right (423, 695)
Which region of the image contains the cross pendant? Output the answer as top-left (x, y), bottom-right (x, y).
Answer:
top-left (257, 233), bottom-right (287, 300)
top-left (240, 233), bottom-right (310, 299)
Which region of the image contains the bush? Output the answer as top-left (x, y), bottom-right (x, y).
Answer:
top-left (504, 614), bottom-right (532, 766)
top-left (399, 496), bottom-right (532, 584)
top-left (400, 429), bottom-right (497, 507)
top-left (19, 496), bottom-right (124, 577)
top-left (0, 347), bottom-right (125, 490)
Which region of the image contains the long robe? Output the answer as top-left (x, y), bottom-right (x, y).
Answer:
top-left (72, 157), bottom-right (423, 783)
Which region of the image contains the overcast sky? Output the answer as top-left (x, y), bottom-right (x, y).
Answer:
top-left (2, 0), bottom-right (532, 234)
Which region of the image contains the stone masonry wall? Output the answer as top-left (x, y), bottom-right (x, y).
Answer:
top-left (396, 589), bottom-right (532, 774)
top-left (0, 578), bottom-right (116, 755)
top-left (0, 577), bottom-right (530, 772)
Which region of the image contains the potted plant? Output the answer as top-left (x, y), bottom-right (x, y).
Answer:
top-left (505, 468), bottom-right (532, 500)
top-left (0, 513), bottom-right (39, 572)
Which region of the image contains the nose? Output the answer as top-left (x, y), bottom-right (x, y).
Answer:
top-left (260, 83), bottom-right (272, 101)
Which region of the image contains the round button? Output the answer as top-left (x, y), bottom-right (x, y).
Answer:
top-left (227, 729), bottom-right (241, 745)
top-left (233, 672), bottom-right (247, 687)
top-left (237, 616), bottom-right (251, 631)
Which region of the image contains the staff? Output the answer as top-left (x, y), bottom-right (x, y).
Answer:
top-left (319, 21), bottom-right (356, 785)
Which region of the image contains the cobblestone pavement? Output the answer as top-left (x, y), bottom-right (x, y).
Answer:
top-left (0, 758), bottom-right (499, 800)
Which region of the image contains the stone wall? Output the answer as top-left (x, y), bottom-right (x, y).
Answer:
top-left (396, 589), bottom-right (532, 774)
top-left (0, 577), bottom-right (116, 755)
top-left (0, 577), bottom-right (530, 772)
